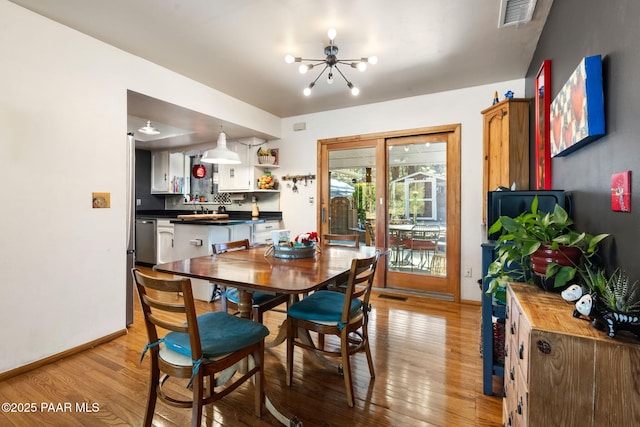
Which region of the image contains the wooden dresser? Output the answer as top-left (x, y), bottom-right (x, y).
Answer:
top-left (504, 283), bottom-right (640, 426)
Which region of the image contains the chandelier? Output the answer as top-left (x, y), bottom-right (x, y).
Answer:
top-left (285, 28), bottom-right (377, 97)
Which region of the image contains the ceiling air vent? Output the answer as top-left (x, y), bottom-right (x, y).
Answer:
top-left (498, 0), bottom-right (537, 27)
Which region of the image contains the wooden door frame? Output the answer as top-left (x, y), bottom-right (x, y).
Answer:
top-left (318, 124), bottom-right (461, 301)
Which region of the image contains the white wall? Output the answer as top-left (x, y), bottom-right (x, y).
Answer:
top-left (0, 1), bottom-right (280, 374)
top-left (276, 82), bottom-right (525, 302)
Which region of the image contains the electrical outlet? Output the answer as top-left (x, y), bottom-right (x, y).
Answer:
top-left (464, 267), bottom-right (472, 277)
top-left (136, 198), bottom-right (142, 206)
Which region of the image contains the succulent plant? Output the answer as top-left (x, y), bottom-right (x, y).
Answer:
top-left (581, 267), bottom-right (640, 313)
top-left (600, 269), bottom-right (640, 313)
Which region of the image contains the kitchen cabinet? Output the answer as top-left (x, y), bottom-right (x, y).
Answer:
top-left (156, 219), bottom-right (175, 264)
top-left (172, 223), bottom-right (256, 301)
top-left (504, 283), bottom-right (640, 426)
top-left (218, 141), bottom-right (252, 192)
top-left (253, 220), bottom-right (283, 245)
top-left (151, 151), bottom-right (189, 194)
top-left (230, 223), bottom-right (252, 242)
top-left (481, 98), bottom-right (529, 223)
top-left (218, 138), bottom-right (281, 193)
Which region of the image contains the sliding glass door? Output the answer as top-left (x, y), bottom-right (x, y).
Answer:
top-left (318, 126), bottom-right (460, 299)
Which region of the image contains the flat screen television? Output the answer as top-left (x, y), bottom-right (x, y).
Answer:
top-left (486, 190), bottom-right (570, 241)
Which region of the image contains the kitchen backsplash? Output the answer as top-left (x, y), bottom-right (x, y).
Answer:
top-left (164, 191), bottom-right (280, 212)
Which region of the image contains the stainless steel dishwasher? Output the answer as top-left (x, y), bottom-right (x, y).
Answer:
top-left (135, 218), bottom-right (157, 265)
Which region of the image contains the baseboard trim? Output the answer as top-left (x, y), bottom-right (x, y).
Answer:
top-left (0, 328), bottom-right (128, 382)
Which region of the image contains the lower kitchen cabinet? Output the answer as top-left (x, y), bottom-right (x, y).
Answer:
top-left (172, 223), bottom-right (256, 301)
top-left (253, 220), bottom-right (282, 245)
top-left (156, 219), bottom-right (175, 264)
top-left (504, 283), bottom-right (640, 427)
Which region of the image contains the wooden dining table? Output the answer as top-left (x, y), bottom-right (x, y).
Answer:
top-left (153, 244), bottom-right (381, 426)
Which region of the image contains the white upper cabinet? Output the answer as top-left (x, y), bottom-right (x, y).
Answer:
top-left (218, 140), bottom-right (254, 192)
top-left (151, 151), bottom-right (189, 194)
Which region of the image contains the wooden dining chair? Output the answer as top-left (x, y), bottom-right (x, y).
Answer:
top-left (321, 234), bottom-right (361, 292)
top-left (132, 268), bottom-right (269, 427)
top-left (285, 252), bottom-right (380, 407)
top-left (322, 234), bottom-right (360, 248)
top-left (213, 239), bottom-right (290, 323)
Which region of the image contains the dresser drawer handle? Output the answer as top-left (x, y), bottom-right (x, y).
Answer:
top-left (519, 343), bottom-right (524, 359)
top-left (504, 344), bottom-right (509, 358)
top-left (536, 340), bottom-right (552, 354)
top-left (510, 323), bottom-right (516, 335)
top-left (517, 397), bottom-right (523, 414)
top-left (510, 367), bottom-right (515, 381)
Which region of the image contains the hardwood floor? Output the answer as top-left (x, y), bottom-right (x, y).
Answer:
top-left (0, 267), bottom-right (503, 426)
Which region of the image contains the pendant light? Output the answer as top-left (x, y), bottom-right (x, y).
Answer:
top-left (138, 120), bottom-right (160, 135)
top-left (201, 128), bottom-right (241, 165)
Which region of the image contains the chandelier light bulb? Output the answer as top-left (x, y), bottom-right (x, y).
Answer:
top-left (351, 86), bottom-right (360, 96)
top-left (368, 56), bottom-right (378, 65)
top-left (357, 62), bottom-right (367, 72)
top-left (304, 82), bottom-right (315, 96)
top-left (327, 28), bottom-right (337, 41)
top-left (284, 54), bottom-right (295, 64)
top-left (299, 64), bottom-right (309, 74)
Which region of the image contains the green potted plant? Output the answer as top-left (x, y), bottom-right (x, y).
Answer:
top-left (485, 196), bottom-right (609, 296)
top-left (574, 267), bottom-right (640, 338)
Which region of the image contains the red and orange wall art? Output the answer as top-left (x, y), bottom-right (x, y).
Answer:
top-left (550, 55), bottom-right (605, 157)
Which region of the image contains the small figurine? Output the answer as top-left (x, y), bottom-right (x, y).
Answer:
top-left (573, 293), bottom-right (640, 339)
top-left (504, 90), bottom-right (514, 99)
top-left (574, 293), bottom-right (593, 317)
top-left (492, 91), bottom-right (499, 105)
top-left (561, 284), bottom-right (584, 302)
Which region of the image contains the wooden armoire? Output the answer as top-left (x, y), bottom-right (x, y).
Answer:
top-left (481, 98), bottom-right (530, 224)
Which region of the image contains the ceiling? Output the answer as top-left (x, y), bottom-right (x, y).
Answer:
top-left (11, 0), bottom-right (553, 149)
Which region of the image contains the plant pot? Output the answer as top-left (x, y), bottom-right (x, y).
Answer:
top-left (530, 244), bottom-right (581, 292)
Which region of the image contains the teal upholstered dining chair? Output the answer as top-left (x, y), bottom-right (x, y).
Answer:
top-left (285, 252), bottom-right (380, 407)
top-left (132, 268), bottom-right (269, 427)
top-left (212, 239), bottom-right (290, 323)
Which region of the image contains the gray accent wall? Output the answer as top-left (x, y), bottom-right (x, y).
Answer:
top-left (525, 0), bottom-right (640, 276)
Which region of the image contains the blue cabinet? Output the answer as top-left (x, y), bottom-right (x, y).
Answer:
top-left (481, 243), bottom-right (505, 395)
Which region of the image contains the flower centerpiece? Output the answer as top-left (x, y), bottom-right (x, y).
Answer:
top-left (292, 232), bottom-right (319, 247)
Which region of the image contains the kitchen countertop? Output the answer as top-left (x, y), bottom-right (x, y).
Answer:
top-left (135, 210), bottom-right (282, 225)
top-left (170, 218), bottom-right (266, 225)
